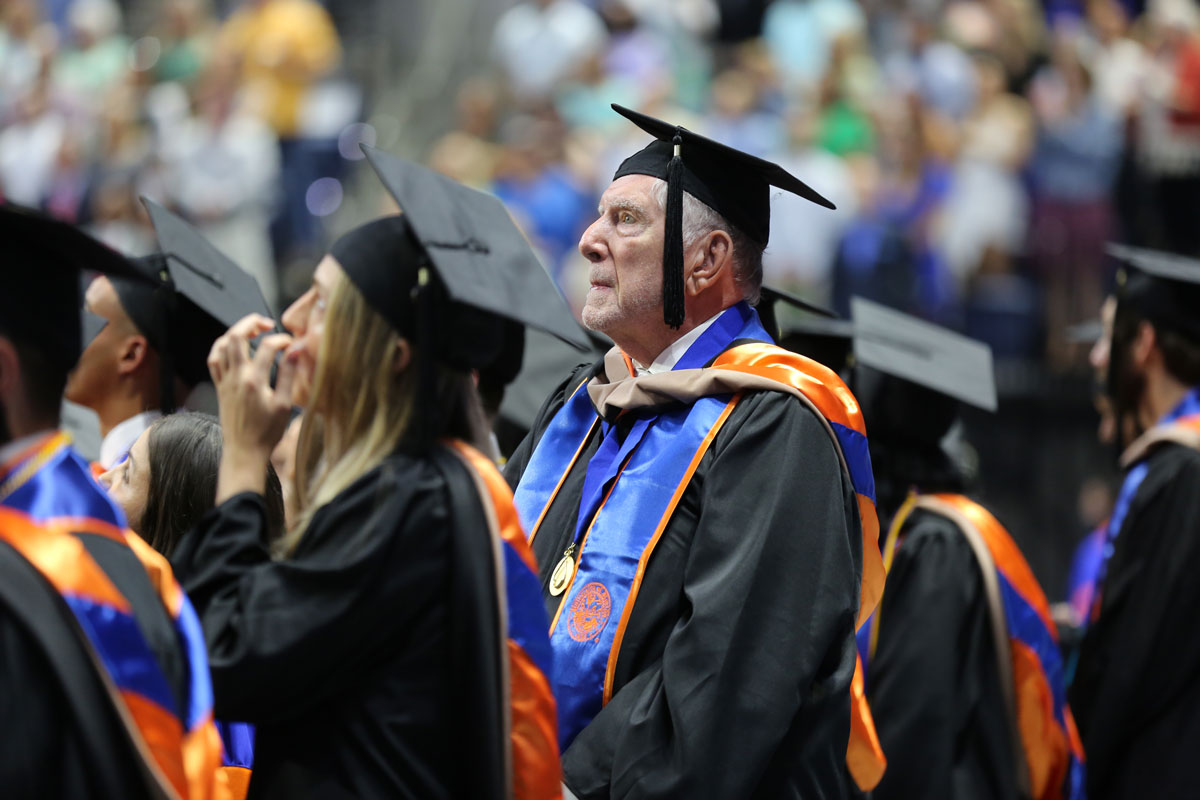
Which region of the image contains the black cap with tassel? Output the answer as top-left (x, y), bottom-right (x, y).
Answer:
top-left (611, 104), bottom-right (836, 330)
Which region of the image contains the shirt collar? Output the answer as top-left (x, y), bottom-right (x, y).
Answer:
top-left (632, 312), bottom-right (725, 377)
top-left (100, 410), bottom-right (162, 470)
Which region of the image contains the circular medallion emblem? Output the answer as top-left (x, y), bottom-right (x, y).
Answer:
top-left (567, 582), bottom-right (612, 642)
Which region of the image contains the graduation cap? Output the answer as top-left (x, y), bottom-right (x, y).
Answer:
top-left (1106, 243), bottom-right (1200, 341)
top-left (0, 203), bottom-right (155, 376)
top-left (851, 296), bottom-right (997, 412)
top-left (94, 199), bottom-right (275, 412)
top-left (611, 104), bottom-right (835, 329)
top-left (754, 285), bottom-right (854, 374)
top-left (358, 144), bottom-right (588, 354)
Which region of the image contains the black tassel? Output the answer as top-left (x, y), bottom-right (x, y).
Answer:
top-left (662, 131), bottom-right (685, 329)
top-left (414, 265), bottom-right (437, 453)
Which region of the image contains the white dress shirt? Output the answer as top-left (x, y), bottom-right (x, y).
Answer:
top-left (631, 311), bottom-right (724, 376)
top-left (99, 410), bottom-right (162, 470)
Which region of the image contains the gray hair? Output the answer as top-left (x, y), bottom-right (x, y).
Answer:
top-left (651, 180), bottom-right (764, 305)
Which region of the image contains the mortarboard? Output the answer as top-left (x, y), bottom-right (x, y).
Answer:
top-left (755, 285), bottom-right (853, 375)
top-left (851, 296), bottom-right (997, 412)
top-left (611, 104), bottom-right (835, 329)
top-left (0, 203), bottom-right (155, 375)
top-left (1106, 244), bottom-right (1200, 341)
top-left (357, 145), bottom-right (589, 353)
top-left (96, 199), bottom-right (274, 410)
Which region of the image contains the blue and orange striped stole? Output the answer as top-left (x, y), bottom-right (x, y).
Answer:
top-left (0, 432), bottom-right (224, 799)
top-left (868, 493), bottom-right (1085, 800)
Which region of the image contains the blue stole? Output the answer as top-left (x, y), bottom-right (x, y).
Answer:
top-left (513, 303), bottom-right (772, 749)
top-left (1088, 386), bottom-right (1200, 624)
top-left (1, 436), bottom-right (215, 735)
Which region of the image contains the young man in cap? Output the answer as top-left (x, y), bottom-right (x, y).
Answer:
top-left (1070, 245), bottom-right (1200, 799)
top-left (0, 205), bottom-right (223, 797)
top-left (67, 199), bottom-right (273, 470)
top-left (847, 299), bottom-right (1084, 800)
top-left (506, 105), bottom-right (885, 798)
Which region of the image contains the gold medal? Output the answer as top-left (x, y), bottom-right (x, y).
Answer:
top-left (549, 544), bottom-right (576, 596)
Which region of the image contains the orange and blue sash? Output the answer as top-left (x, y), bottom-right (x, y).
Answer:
top-left (449, 441), bottom-right (561, 800)
top-left (0, 433), bottom-right (223, 799)
top-left (216, 721), bottom-right (254, 799)
top-left (1090, 388), bottom-right (1200, 624)
top-left (865, 494), bottom-right (1085, 800)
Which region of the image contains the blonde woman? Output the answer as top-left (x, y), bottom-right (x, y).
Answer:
top-left (170, 154), bottom-right (582, 798)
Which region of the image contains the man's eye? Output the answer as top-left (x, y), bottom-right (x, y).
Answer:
top-left (619, 212), bottom-right (635, 224)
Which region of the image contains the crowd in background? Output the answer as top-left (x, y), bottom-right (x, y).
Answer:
top-left (4, 0), bottom-right (1199, 369)
top-left (0, 0), bottom-right (347, 309)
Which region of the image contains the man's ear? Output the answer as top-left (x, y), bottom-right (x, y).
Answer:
top-left (115, 335), bottom-right (150, 376)
top-left (1132, 320), bottom-right (1157, 368)
top-left (392, 337), bottom-right (412, 374)
top-left (687, 229), bottom-right (734, 296)
top-left (0, 337), bottom-right (19, 403)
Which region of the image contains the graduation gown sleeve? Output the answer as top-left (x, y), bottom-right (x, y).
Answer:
top-left (1070, 444), bottom-right (1200, 799)
top-left (867, 510), bottom-right (1016, 800)
top-left (561, 391), bottom-right (862, 799)
top-left (170, 463), bottom-right (448, 724)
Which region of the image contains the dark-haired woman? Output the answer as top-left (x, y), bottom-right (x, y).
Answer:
top-left (100, 411), bottom-right (286, 800)
top-left (170, 215), bottom-right (560, 800)
top-left (101, 412), bottom-right (285, 557)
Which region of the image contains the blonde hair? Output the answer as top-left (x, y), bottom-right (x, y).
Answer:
top-left (277, 269), bottom-right (488, 557)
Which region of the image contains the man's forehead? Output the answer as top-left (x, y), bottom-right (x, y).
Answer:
top-left (599, 174), bottom-right (663, 209)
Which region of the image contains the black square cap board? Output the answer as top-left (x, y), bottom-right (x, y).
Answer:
top-left (1106, 243), bottom-right (1200, 340)
top-left (0, 202), bottom-right (156, 374)
top-left (141, 197), bottom-right (273, 330)
top-left (851, 296), bottom-right (997, 412)
top-left (611, 103), bottom-right (835, 328)
top-left (360, 144), bottom-right (589, 352)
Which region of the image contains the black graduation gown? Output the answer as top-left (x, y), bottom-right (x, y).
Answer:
top-left (866, 508), bottom-right (1018, 800)
top-left (505, 362), bottom-right (863, 799)
top-left (1070, 442), bottom-right (1200, 800)
top-left (172, 450), bottom-right (510, 800)
top-left (0, 534), bottom-right (188, 799)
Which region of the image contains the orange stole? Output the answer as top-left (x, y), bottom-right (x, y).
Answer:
top-left (925, 494), bottom-right (1085, 800)
top-left (448, 441), bottom-right (562, 800)
top-left (710, 343), bottom-right (887, 789)
top-left (0, 505), bottom-right (226, 800)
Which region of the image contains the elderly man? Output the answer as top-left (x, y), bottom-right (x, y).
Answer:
top-left (506, 105), bottom-right (885, 798)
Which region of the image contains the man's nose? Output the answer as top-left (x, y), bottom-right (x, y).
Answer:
top-left (579, 220), bottom-right (607, 263)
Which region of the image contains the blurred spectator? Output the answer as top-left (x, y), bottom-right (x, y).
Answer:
top-left (154, 0), bottom-right (218, 86)
top-left (935, 52), bottom-right (1034, 286)
top-left (762, 0), bottom-right (865, 92)
top-left (163, 61), bottom-right (281, 306)
top-left (491, 0), bottom-right (607, 104)
top-left (0, 0), bottom-right (47, 122)
top-left (1029, 34), bottom-right (1124, 366)
top-left (217, 0), bottom-right (342, 262)
top-left (492, 113), bottom-right (594, 281)
top-left (1132, 0), bottom-right (1200, 255)
top-left (52, 0), bottom-right (128, 114)
top-left (0, 78), bottom-right (66, 206)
